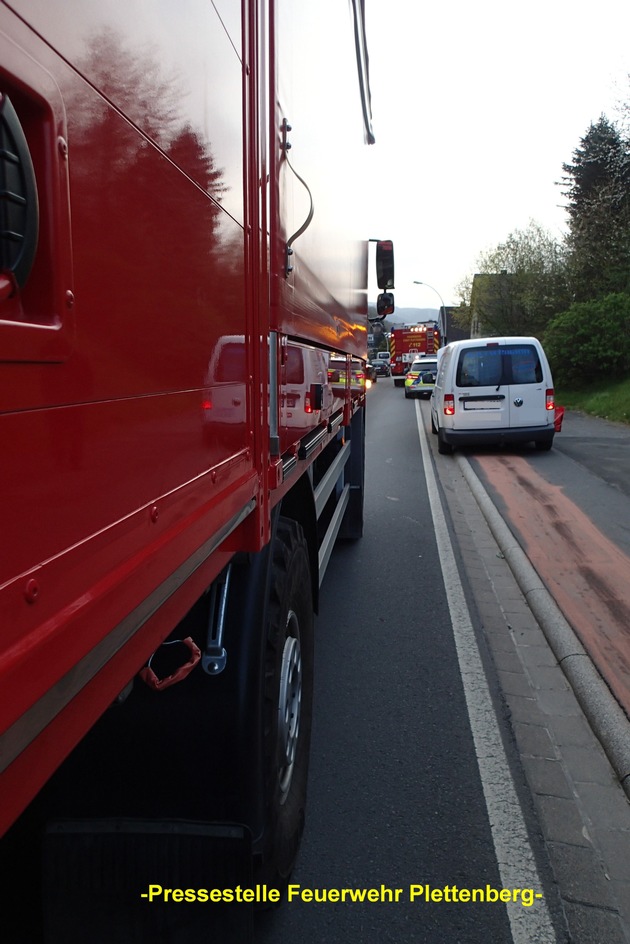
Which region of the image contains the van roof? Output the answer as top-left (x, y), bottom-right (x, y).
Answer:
top-left (444, 336), bottom-right (542, 349)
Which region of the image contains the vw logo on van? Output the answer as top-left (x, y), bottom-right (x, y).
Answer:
top-left (513, 397), bottom-right (524, 407)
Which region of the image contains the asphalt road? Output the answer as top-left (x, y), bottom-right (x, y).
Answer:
top-left (257, 380), bottom-right (562, 944)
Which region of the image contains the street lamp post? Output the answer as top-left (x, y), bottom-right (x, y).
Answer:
top-left (413, 280), bottom-right (447, 345)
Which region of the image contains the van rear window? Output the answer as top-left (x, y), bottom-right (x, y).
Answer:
top-left (456, 344), bottom-right (542, 387)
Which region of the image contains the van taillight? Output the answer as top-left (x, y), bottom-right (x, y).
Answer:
top-left (444, 394), bottom-right (455, 416)
top-left (545, 389), bottom-right (555, 411)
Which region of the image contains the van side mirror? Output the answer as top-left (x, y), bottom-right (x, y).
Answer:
top-left (375, 292), bottom-right (395, 319)
top-left (376, 240), bottom-right (395, 290)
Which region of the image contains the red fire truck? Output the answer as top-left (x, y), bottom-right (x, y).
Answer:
top-left (390, 323), bottom-right (440, 386)
top-left (0, 0), bottom-right (393, 933)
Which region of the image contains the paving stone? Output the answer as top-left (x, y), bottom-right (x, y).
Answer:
top-left (533, 795), bottom-right (592, 847)
top-left (551, 715), bottom-right (599, 749)
top-left (510, 626), bottom-right (549, 648)
top-left (596, 830), bottom-right (630, 881)
top-left (518, 645), bottom-right (560, 668)
top-left (512, 721), bottom-right (558, 760)
top-left (505, 611), bottom-right (543, 633)
top-left (490, 648), bottom-right (526, 674)
top-left (497, 670), bottom-right (533, 698)
top-left (483, 629), bottom-right (516, 653)
top-left (475, 592), bottom-right (503, 614)
top-left (492, 586), bottom-right (526, 607)
top-left (547, 841), bottom-right (614, 907)
top-left (610, 879), bottom-right (630, 924)
top-left (574, 782), bottom-right (630, 828)
top-left (503, 692), bottom-right (546, 725)
top-left (535, 688), bottom-right (583, 719)
top-left (520, 757), bottom-right (574, 799)
top-left (560, 744), bottom-right (620, 788)
top-left (527, 665), bottom-right (571, 692)
top-left (563, 900), bottom-right (629, 944)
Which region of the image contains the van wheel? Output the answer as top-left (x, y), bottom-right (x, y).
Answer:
top-left (430, 413), bottom-right (437, 434)
top-left (535, 438), bottom-right (553, 452)
top-left (437, 430), bottom-right (453, 455)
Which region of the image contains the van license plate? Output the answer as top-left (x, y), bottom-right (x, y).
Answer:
top-left (463, 399), bottom-right (501, 410)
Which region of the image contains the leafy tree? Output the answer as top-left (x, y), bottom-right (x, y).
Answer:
top-left (458, 221), bottom-right (570, 337)
top-left (544, 292), bottom-right (630, 386)
top-left (561, 116), bottom-right (630, 301)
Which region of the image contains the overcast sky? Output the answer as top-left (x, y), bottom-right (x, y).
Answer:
top-left (364, 0), bottom-right (630, 312)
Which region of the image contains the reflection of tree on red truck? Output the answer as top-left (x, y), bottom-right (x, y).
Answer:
top-left (0, 0), bottom-right (395, 934)
top-left (390, 323), bottom-right (441, 386)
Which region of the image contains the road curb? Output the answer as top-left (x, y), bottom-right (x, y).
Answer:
top-left (455, 454), bottom-right (630, 801)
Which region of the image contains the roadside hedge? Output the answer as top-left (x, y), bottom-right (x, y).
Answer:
top-left (544, 292), bottom-right (630, 387)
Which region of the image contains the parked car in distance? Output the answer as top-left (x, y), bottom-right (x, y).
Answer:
top-left (430, 336), bottom-right (555, 454)
top-left (404, 356), bottom-right (438, 398)
top-left (371, 359), bottom-right (390, 377)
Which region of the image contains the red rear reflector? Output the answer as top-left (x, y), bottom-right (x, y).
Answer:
top-left (546, 388), bottom-right (555, 411)
top-left (444, 394), bottom-right (455, 416)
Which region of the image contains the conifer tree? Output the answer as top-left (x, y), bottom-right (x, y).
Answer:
top-left (561, 116), bottom-right (630, 300)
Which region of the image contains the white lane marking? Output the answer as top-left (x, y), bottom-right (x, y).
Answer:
top-left (415, 401), bottom-right (556, 944)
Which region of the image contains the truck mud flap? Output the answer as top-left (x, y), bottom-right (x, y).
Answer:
top-left (43, 819), bottom-right (253, 943)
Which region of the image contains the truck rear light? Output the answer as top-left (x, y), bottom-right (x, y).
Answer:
top-left (444, 394), bottom-right (455, 416)
top-left (545, 389), bottom-right (555, 411)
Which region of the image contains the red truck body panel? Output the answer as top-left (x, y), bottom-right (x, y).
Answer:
top-left (0, 0), bottom-right (375, 835)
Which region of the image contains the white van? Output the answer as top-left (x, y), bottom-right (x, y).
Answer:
top-left (430, 337), bottom-right (555, 454)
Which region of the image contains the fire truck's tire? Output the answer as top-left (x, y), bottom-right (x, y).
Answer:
top-left (257, 517), bottom-right (314, 892)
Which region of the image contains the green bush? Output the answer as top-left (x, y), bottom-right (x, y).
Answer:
top-left (544, 292), bottom-right (630, 387)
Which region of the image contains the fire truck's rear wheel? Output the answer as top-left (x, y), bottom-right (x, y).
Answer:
top-left (258, 518), bottom-right (314, 891)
